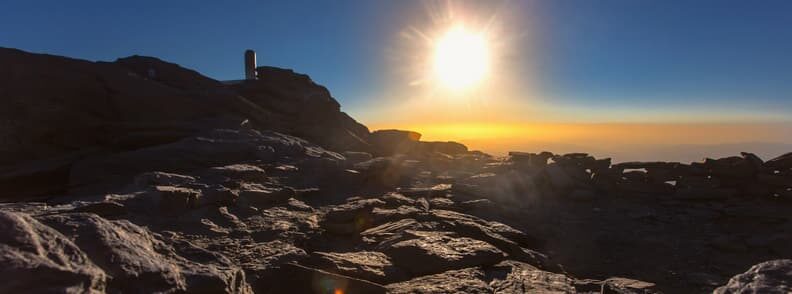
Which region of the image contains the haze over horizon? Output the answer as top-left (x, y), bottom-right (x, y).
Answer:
top-left (4, 0), bottom-right (791, 161)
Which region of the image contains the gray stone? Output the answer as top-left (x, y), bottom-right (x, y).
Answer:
top-left (310, 251), bottom-right (406, 283)
top-left (0, 211), bottom-right (107, 293)
top-left (378, 230), bottom-right (505, 276)
top-left (371, 206), bottom-right (425, 225)
top-left (386, 267), bottom-right (492, 294)
top-left (38, 213), bottom-right (251, 293)
top-left (360, 218), bottom-right (429, 245)
top-left (321, 199), bottom-right (386, 235)
top-left (381, 192), bottom-right (416, 207)
top-left (487, 260), bottom-right (575, 293)
top-left (427, 210), bottom-right (545, 266)
top-left (715, 259), bottom-right (792, 294)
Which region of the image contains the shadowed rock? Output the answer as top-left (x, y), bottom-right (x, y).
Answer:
top-left (714, 259), bottom-right (792, 294)
top-left (378, 230), bottom-right (505, 276)
top-left (38, 213), bottom-right (251, 293)
top-left (0, 211), bottom-right (106, 293)
top-left (308, 251), bottom-right (407, 283)
top-left (369, 130), bottom-right (421, 156)
top-left (0, 48), bottom-right (370, 199)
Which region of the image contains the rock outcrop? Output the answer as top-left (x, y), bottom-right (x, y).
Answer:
top-left (0, 48), bottom-right (368, 199)
top-left (714, 259), bottom-right (792, 293)
top-left (0, 211), bottom-right (106, 293)
top-left (1, 48), bottom-right (789, 293)
top-left (229, 66), bottom-right (371, 152)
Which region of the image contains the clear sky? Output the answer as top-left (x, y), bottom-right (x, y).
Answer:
top-left (3, 0), bottom-right (791, 160)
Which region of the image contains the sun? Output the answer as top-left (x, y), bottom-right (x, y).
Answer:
top-left (433, 26), bottom-right (490, 91)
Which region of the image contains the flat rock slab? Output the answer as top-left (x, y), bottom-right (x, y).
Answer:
top-left (201, 164), bottom-right (267, 183)
top-left (320, 199), bottom-right (386, 235)
top-left (379, 230), bottom-right (505, 276)
top-left (237, 187), bottom-right (295, 208)
top-left (386, 267), bottom-right (492, 294)
top-left (310, 251), bottom-right (406, 283)
top-left (246, 206), bottom-right (320, 243)
top-left (361, 218), bottom-right (437, 245)
top-left (426, 209), bottom-right (547, 266)
top-left (487, 260), bottom-right (576, 293)
top-left (371, 205), bottom-right (425, 225)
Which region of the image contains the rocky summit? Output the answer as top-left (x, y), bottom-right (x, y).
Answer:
top-left (1, 48), bottom-right (791, 294)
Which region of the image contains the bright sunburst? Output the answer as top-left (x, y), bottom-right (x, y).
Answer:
top-left (388, 1), bottom-right (522, 100)
top-left (432, 26), bottom-right (490, 91)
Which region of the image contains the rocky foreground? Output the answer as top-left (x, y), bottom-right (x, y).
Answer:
top-left (1, 48), bottom-right (791, 293)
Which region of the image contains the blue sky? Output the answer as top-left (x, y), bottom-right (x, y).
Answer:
top-left (532, 1), bottom-right (792, 119)
top-left (2, 0), bottom-right (791, 124)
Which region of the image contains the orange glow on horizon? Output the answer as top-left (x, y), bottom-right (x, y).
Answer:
top-left (369, 122), bottom-right (792, 158)
top-left (363, 1), bottom-right (792, 163)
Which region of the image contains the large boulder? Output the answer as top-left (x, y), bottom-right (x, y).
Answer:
top-left (38, 213), bottom-right (251, 293)
top-left (0, 211), bottom-right (106, 293)
top-left (368, 130), bottom-right (421, 156)
top-left (714, 259), bottom-right (792, 294)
